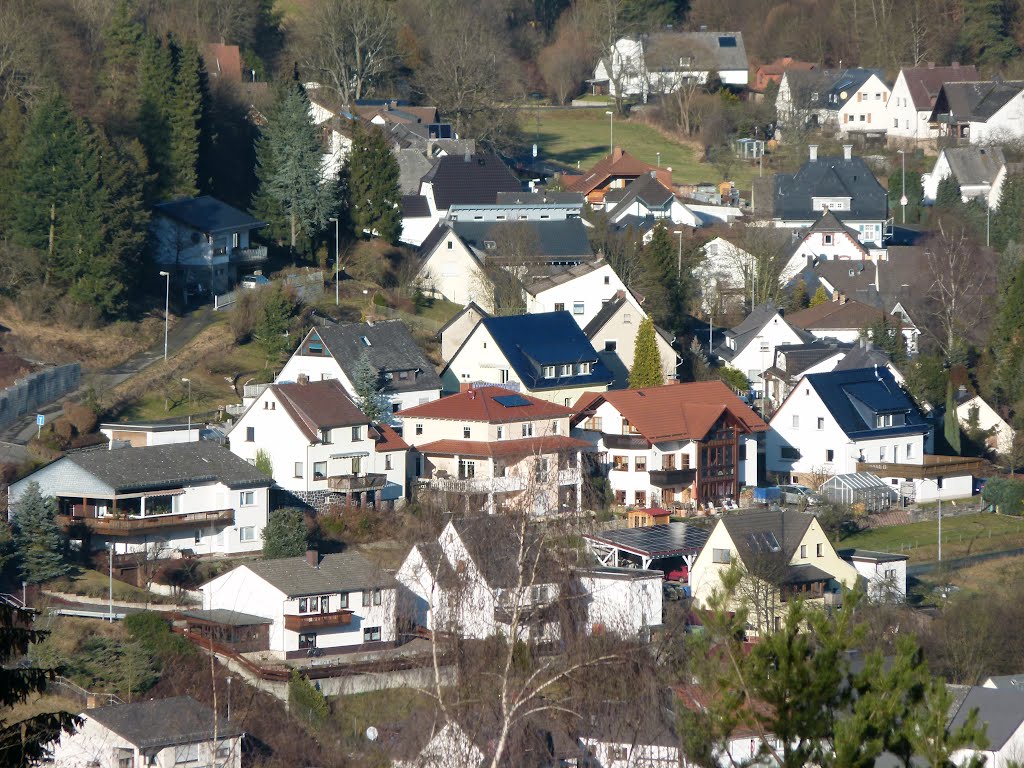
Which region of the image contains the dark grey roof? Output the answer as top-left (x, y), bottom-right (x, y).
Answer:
top-left (983, 674), bottom-right (1024, 691)
top-left (932, 80), bottom-right (1024, 122)
top-left (577, 702), bottom-right (679, 748)
top-left (833, 344), bottom-right (896, 372)
top-left (244, 550), bottom-right (397, 597)
top-left (643, 30), bottom-right (748, 74)
top-left (721, 509), bottom-right (813, 562)
top-left (783, 68), bottom-right (885, 111)
top-left (583, 293), bottom-right (627, 337)
top-left (803, 367), bottom-right (929, 440)
top-left (584, 522), bottom-right (711, 560)
top-left (782, 563), bottom-right (835, 584)
top-left (154, 195), bottom-right (264, 234)
top-left (451, 516), bottom-right (559, 588)
top-left (421, 153), bottom-right (521, 210)
top-left (837, 547), bottom-right (908, 563)
top-left (398, 149), bottom-right (436, 195)
top-left (525, 260), bottom-right (608, 298)
top-left (948, 686), bottom-right (1024, 750)
top-left (417, 222), bottom-right (449, 258)
top-left (773, 156), bottom-right (888, 223)
top-left (452, 218), bottom-right (593, 262)
top-left (944, 146), bottom-right (1006, 187)
top-left (313, 320), bottom-right (443, 394)
top-left (400, 194), bottom-right (430, 218)
top-left (773, 341), bottom-right (852, 378)
top-left (66, 442), bottom-right (271, 493)
top-left (607, 173), bottom-right (676, 219)
top-left (495, 191), bottom-right (584, 206)
top-left (87, 696), bottom-right (241, 750)
top-left (180, 608), bottom-right (273, 625)
top-left (715, 303), bottom-right (813, 362)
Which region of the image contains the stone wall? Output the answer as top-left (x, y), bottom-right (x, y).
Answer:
top-left (0, 363), bottom-right (81, 430)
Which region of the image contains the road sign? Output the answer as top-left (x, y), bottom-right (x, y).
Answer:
top-left (35, 414), bottom-right (44, 426)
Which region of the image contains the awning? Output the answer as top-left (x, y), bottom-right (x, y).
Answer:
top-left (330, 451), bottom-right (370, 459)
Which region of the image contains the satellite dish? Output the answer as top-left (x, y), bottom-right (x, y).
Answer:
top-left (839, 91), bottom-right (848, 100)
top-left (366, 726), bottom-right (379, 742)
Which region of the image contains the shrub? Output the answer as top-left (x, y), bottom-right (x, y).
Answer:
top-left (982, 477), bottom-right (1024, 515)
top-left (288, 669), bottom-right (329, 728)
top-left (63, 402), bottom-right (98, 434)
top-left (717, 366), bottom-right (750, 393)
top-left (124, 611), bottom-right (195, 660)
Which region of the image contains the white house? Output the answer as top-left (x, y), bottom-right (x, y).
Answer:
top-left (151, 196), bottom-right (266, 296)
top-left (957, 392), bottom-right (1016, 456)
top-left (922, 146), bottom-right (1007, 209)
top-left (713, 303), bottom-right (815, 396)
top-left (577, 704), bottom-right (681, 768)
top-left (228, 378), bottom-right (407, 510)
top-left (437, 302), bottom-right (490, 364)
top-left (776, 68), bottom-right (886, 135)
top-left (201, 549), bottom-right (398, 658)
top-left (99, 419), bottom-right (201, 447)
top-left (523, 260), bottom-right (631, 330)
top-left (8, 442), bottom-right (271, 559)
top-left (786, 297), bottom-right (920, 354)
top-left (277, 321), bottom-right (443, 423)
top-left (572, 382), bottom-right (767, 509)
top-left (836, 72), bottom-right (891, 135)
top-left (839, 549), bottom-right (908, 601)
top-left (930, 80), bottom-right (1024, 144)
top-left (783, 210), bottom-right (886, 283)
top-left (576, 566), bottom-right (664, 636)
top-left (51, 696), bottom-right (242, 768)
top-left (584, 291), bottom-right (678, 389)
top-left (604, 173), bottom-right (702, 229)
top-left (886, 65), bottom-right (979, 142)
top-left (696, 236), bottom-right (755, 316)
top-left (761, 340), bottom-right (852, 413)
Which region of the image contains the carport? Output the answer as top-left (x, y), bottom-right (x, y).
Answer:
top-left (584, 522), bottom-right (711, 572)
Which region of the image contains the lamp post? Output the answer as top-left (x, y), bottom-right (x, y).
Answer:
top-left (329, 216), bottom-right (340, 306)
top-left (987, 204), bottom-right (991, 248)
top-left (605, 110), bottom-right (614, 155)
top-left (181, 378), bottom-right (191, 440)
top-left (673, 229), bottom-right (683, 278)
top-left (920, 477), bottom-right (943, 562)
top-left (108, 543), bottom-right (114, 623)
top-left (159, 271), bottom-right (170, 361)
top-left (897, 149), bottom-right (907, 224)
top-left (227, 676), bottom-right (233, 721)
top-left (656, 151), bottom-right (661, 168)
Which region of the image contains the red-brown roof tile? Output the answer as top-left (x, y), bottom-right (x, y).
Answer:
top-left (272, 379), bottom-right (368, 443)
top-left (566, 148), bottom-right (669, 195)
top-left (204, 43), bottom-right (242, 82)
top-left (372, 423), bottom-right (409, 452)
top-left (397, 386), bottom-right (576, 423)
top-left (416, 435), bottom-right (589, 459)
top-left (901, 65), bottom-right (980, 111)
top-left (785, 298), bottom-right (911, 331)
top-left (573, 382), bottom-right (768, 442)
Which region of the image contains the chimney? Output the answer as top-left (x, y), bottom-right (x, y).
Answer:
top-left (832, 291), bottom-right (840, 302)
top-left (464, 151), bottom-right (471, 162)
top-left (460, 382), bottom-right (474, 393)
top-left (305, 548), bottom-right (319, 568)
top-left (842, 144), bottom-right (853, 160)
top-left (809, 145), bottom-right (818, 162)
top-left (612, 146), bottom-right (623, 161)
top-left (297, 374), bottom-right (309, 385)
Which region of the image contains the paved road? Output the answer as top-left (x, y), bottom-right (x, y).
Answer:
top-left (908, 546), bottom-right (1024, 577)
top-left (0, 306), bottom-right (217, 445)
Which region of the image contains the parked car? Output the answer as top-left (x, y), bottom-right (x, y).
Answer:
top-left (778, 484), bottom-right (823, 506)
top-left (241, 274), bottom-right (270, 289)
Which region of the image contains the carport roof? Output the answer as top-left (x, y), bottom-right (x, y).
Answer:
top-left (584, 522), bottom-right (711, 559)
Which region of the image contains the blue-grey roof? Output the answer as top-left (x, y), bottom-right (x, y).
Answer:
top-left (949, 686), bottom-right (1024, 750)
top-left (803, 367), bottom-right (929, 440)
top-left (452, 218), bottom-right (593, 261)
top-left (154, 195), bottom-right (265, 234)
top-left (774, 157), bottom-right (888, 223)
top-left (87, 696), bottom-right (241, 750)
top-left (715, 303), bottom-right (813, 362)
top-left (476, 312), bottom-right (613, 391)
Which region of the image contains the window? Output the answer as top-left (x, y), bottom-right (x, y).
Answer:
top-left (712, 548), bottom-right (731, 564)
top-left (542, 365), bottom-right (555, 378)
top-left (800, 544), bottom-right (807, 558)
top-left (604, 275), bottom-right (611, 285)
top-left (385, 453), bottom-right (393, 470)
top-left (362, 590), bottom-right (371, 606)
top-left (415, 423), bottom-right (423, 436)
top-left (792, 415), bottom-right (800, 429)
top-left (352, 426), bottom-right (361, 441)
top-left (463, 426), bottom-right (471, 439)
top-left (876, 413), bottom-right (894, 428)
top-left (240, 526), bottom-right (256, 542)
top-left (175, 744), bottom-right (200, 765)
top-left (759, 340), bottom-right (769, 352)
top-left (823, 234), bottom-right (833, 245)
top-left (246, 426), bottom-right (255, 442)
top-left (531, 585), bottom-right (550, 602)
top-left (937, 476), bottom-right (944, 489)
top-left (391, 402), bottom-right (400, 413)
top-left (554, 303), bottom-right (565, 312)
top-left (522, 423), bottom-right (534, 437)
top-left (879, 446), bottom-right (887, 461)
top-left (194, 529), bottom-right (202, 544)
top-left (817, 543), bottom-right (823, 557)
top-left (817, 417), bottom-right (825, 430)
top-left (298, 633), bottom-right (316, 650)
top-left (363, 626), bottom-right (381, 642)
top-left (635, 456), bottom-right (647, 472)
top-left (313, 461), bottom-right (327, 480)
top-left (535, 457), bottom-right (549, 481)
top-left (573, 302), bottom-right (585, 315)
top-left (612, 455), bottom-right (628, 471)
top-left (373, 588), bottom-right (382, 605)
top-left (906, 442), bottom-right (914, 459)
top-left (399, 370), bottom-right (409, 380)
top-left (564, 398), bottom-right (571, 406)
top-left (339, 592), bottom-right (349, 608)
top-left (560, 364), bottom-right (572, 376)
top-left (294, 462), bottom-right (303, 478)
top-left (497, 425), bottom-right (504, 439)
top-left (826, 449), bottom-right (834, 462)
top-left (623, 312), bottom-right (632, 324)
top-left (447, 240), bottom-right (453, 250)
top-left (239, 491), bottom-right (255, 506)
top-left (321, 428), bottom-right (332, 444)
top-left (780, 446), bottom-right (801, 460)
top-left (351, 456), bottom-right (362, 474)
top-left (894, 119), bottom-right (899, 128)
top-left (605, 340), bottom-right (617, 352)
top-left (551, 420), bottom-right (560, 435)
top-left (574, 362), bottom-right (591, 375)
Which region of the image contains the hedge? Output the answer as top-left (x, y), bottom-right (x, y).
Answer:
top-left (982, 477), bottom-right (1024, 515)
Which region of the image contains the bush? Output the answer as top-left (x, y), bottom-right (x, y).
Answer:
top-left (717, 366), bottom-right (750, 393)
top-left (982, 477), bottom-right (1024, 515)
top-left (289, 669), bottom-right (329, 728)
top-left (229, 290), bottom-right (260, 343)
top-left (63, 402), bottom-right (98, 434)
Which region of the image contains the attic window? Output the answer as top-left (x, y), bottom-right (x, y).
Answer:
top-left (484, 240), bottom-right (496, 250)
top-left (360, 336), bottom-right (371, 346)
top-left (718, 36), bottom-right (737, 47)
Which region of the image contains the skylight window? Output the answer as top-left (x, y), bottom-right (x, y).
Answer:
top-left (360, 336), bottom-right (371, 346)
top-left (718, 36), bottom-right (737, 47)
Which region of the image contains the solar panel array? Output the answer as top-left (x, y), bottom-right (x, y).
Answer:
top-left (494, 394), bottom-right (532, 408)
top-left (744, 531), bottom-right (781, 554)
top-left (588, 523), bottom-right (711, 558)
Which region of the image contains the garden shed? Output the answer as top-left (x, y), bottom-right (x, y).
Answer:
top-left (820, 472), bottom-right (895, 512)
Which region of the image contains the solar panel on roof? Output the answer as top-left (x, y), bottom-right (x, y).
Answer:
top-left (494, 394), bottom-right (532, 408)
top-left (745, 531), bottom-right (781, 554)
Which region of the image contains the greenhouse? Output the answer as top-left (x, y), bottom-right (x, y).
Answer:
top-left (820, 472), bottom-right (895, 512)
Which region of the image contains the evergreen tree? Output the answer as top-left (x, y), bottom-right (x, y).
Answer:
top-left (253, 81), bottom-right (336, 253)
top-left (637, 224), bottom-right (679, 328)
top-left (255, 448), bottom-right (273, 478)
top-left (352, 351), bottom-right (390, 423)
top-left (137, 34), bottom-right (175, 200)
top-left (991, 254), bottom-right (1024, 406)
top-left (13, 482), bottom-right (69, 585)
top-left (101, 1), bottom-right (143, 120)
top-left (261, 508), bottom-right (308, 559)
top-left (889, 169), bottom-right (924, 224)
top-left (934, 175), bottom-right (962, 210)
top-left (0, 97), bottom-right (25, 235)
top-left (629, 316), bottom-right (664, 388)
top-left (0, 604), bottom-right (81, 768)
top-left (253, 284), bottom-right (295, 358)
top-left (788, 278), bottom-right (809, 312)
top-left (809, 286), bottom-right (829, 307)
top-left (345, 121), bottom-right (401, 244)
top-left (862, 314), bottom-right (906, 361)
top-left (166, 40), bottom-right (203, 198)
top-left (958, 0), bottom-right (1018, 70)
top-left (944, 381), bottom-right (962, 455)
top-left (991, 173), bottom-right (1024, 251)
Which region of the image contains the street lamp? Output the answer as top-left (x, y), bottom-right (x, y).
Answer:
top-left (329, 216), bottom-right (340, 306)
top-left (897, 150), bottom-right (907, 224)
top-left (605, 110), bottom-right (614, 155)
top-left (672, 229), bottom-right (683, 278)
top-left (181, 378), bottom-right (191, 440)
top-left (108, 543), bottom-right (114, 623)
top-left (919, 477), bottom-right (944, 562)
top-left (656, 151), bottom-right (661, 168)
top-left (159, 271), bottom-right (170, 361)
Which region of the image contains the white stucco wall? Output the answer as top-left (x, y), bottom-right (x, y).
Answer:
top-left (579, 570), bottom-right (663, 635)
top-left (527, 264), bottom-right (632, 330)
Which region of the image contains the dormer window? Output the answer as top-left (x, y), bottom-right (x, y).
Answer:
top-left (874, 413), bottom-right (904, 428)
top-left (726, 337), bottom-right (736, 350)
top-left (542, 365), bottom-right (555, 378)
top-left (560, 364), bottom-right (572, 376)
top-left (484, 240), bottom-right (496, 250)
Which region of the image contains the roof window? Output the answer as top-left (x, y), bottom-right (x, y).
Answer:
top-left (361, 336), bottom-right (371, 346)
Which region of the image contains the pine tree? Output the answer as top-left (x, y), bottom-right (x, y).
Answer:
top-left (788, 278), bottom-right (808, 312)
top-left (261, 508), bottom-right (308, 559)
top-left (0, 98), bottom-right (25, 235)
top-left (352, 351), bottom-right (390, 423)
top-left (991, 255), bottom-right (1024, 406)
top-left (166, 41), bottom-right (205, 197)
top-left (345, 121), bottom-right (401, 244)
top-left (944, 381), bottom-right (962, 456)
top-left (101, 1), bottom-right (143, 118)
top-left (253, 284), bottom-right (295, 357)
top-left (629, 316), bottom-right (664, 388)
top-left (253, 81), bottom-right (336, 254)
top-left (137, 34), bottom-right (175, 200)
top-left (958, 0), bottom-right (1018, 70)
top-left (991, 173), bottom-right (1024, 250)
top-left (637, 224), bottom-right (679, 327)
top-left (934, 175), bottom-right (962, 210)
top-left (809, 286), bottom-right (829, 307)
top-left (13, 482), bottom-right (69, 585)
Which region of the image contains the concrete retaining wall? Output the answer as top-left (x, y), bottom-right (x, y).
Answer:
top-left (0, 364), bottom-right (81, 429)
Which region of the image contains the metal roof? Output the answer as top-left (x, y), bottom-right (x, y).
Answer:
top-left (821, 472), bottom-right (890, 491)
top-left (584, 522), bottom-right (711, 559)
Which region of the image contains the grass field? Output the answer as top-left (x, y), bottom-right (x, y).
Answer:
top-left (526, 107), bottom-right (762, 190)
top-left (840, 513), bottom-right (1024, 564)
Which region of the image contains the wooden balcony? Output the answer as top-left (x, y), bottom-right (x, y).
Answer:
top-left (283, 610), bottom-right (353, 632)
top-left (57, 509), bottom-right (234, 535)
top-left (856, 455), bottom-right (988, 481)
top-left (231, 245), bottom-right (268, 264)
top-left (603, 433), bottom-right (651, 450)
top-left (328, 473), bottom-right (387, 491)
top-left (648, 468), bottom-right (697, 488)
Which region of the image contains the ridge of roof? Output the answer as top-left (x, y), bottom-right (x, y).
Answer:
top-left (397, 385), bottom-right (576, 422)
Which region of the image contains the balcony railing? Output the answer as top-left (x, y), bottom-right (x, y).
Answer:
top-left (557, 468), bottom-right (581, 485)
top-left (855, 455), bottom-right (987, 480)
top-left (328, 473), bottom-right (387, 491)
top-left (648, 468), bottom-right (697, 488)
top-left (283, 610), bottom-right (353, 632)
top-left (431, 474), bottom-right (527, 494)
top-left (603, 433), bottom-right (651, 450)
top-left (231, 246), bottom-right (268, 263)
top-left (57, 509), bottom-right (234, 534)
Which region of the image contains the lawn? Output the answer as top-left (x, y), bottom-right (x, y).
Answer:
top-left (329, 687), bottom-right (435, 748)
top-left (840, 512), bottom-right (1024, 564)
top-left (526, 107), bottom-right (761, 190)
top-left (47, 569), bottom-right (182, 604)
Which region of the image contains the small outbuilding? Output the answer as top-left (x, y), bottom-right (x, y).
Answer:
top-left (819, 472), bottom-right (895, 512)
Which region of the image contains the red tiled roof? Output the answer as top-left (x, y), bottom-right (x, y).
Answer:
top-left (204, 43), bottom-right (242, 82)
top-left (416, 435), bottom-right (589, 459)
top-left (566, 148), bottom-right (668, 195)
top-left (786, 298), bottom-right (911, 331)
top-left (396, 386), bottom-right (575, 423)
top-left (372, 423), bottom-right (409, 452)
top-left (272, 379), bottom-right (368, 443)
top-left (757, 57), bottom-right (817, 77)
top-left (573, 382), bottom-right (768, 442)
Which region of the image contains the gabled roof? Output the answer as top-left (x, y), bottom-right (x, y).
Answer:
top-left (720, 509), bottom-right (813, 562)
top-left (898, 65), bottom-right (980, 111)
top-left (782, 68), bottom-right (885, 110)
top-left (772, 340), bottom-right (853, 378)
top-left (421, 153), bottom-right (521, 210)
top-left (243, 550), bottom-right (397, 597)
top-left (948, 686), bottom-right (1024, 750)
top-left (932, 80), bottom-right (1024, 122)
top-left (398, 385), bottom-right (575, 422)
top-left (758, 57), bottom-right (816, 77)
top-left (573, 381), bottom-right (768, 442)
top-left (566, 148), bottom-right (665, 195)
top-left (715, 303), bottom-right (813, 362)
top-left (449, 516), bottom-right (559, 588)
top-left (303, 321), bottom-right (443, 394)
top-left (154, 195), bottom-right (265, 234)
top-left (452, 218), bottom-right (593, 261)
top-left (606, 172), bottom-right (676, 218)
top-left (799, 366), bottom-right (929, 440)
top-left (582, 292), bottom-right (673, 346)
top-left (372, 422), bottom-right (409, 452)
top-left (397, 149), bottom-right (436, 195)
top-left (807, 209), bottom-right (868, 244)
top-left (436, 301), bottom-right (490, 338)
top-left (833, 344), bottom-right (897, 372)
top-left (786, 298), bottom-right (909, 331)
top-left (61, 442), bottom-right (271, 493)
top-left (87, 696), bottom-right (241, 750)
top-left (270, 379), bottom-right (368, 443)
top-left (773, 156), bottom-right (888, 222)
top-left (454, 312), bottom-right (613, 392)
top-left (524, 259), bottom-right (610, 297)
top-left (943, 146), bottom-right (1006, 187)
top-left (203, 43), bottom-right (242, 81)
top-left (417, 222), bottom-right (450, 258)
top-left (642, 30), bottom-right (748, 74)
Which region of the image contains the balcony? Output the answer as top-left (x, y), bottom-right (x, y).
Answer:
top-left (283, 610), bottom-right (353, 632)
top-left (231, 245), bottom-right (268, 264)
top-left (430, 474), bottom-right (527, 494)
top-left (328, 473), bottom-right (387, 491)
top-left (603, 433), bottom-right (651, 450)
top-left (648, 468), bottom-right (696, 488)
top-left (57, 509), bottom-right (234, 535)
top-left (557, 468), bottom-right (581, 485)
top-left (855, 455), bottom-right (988, 481)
